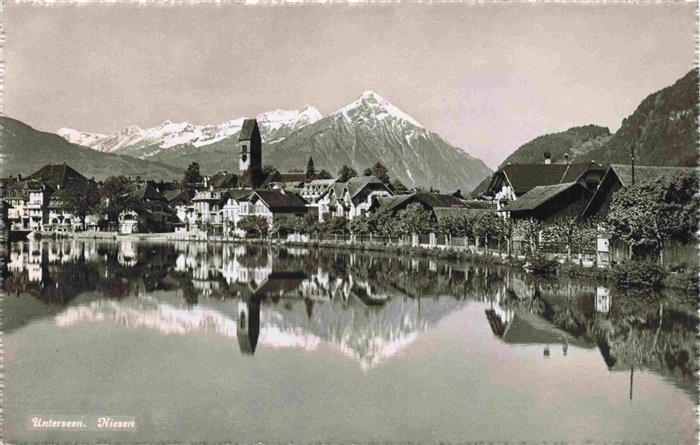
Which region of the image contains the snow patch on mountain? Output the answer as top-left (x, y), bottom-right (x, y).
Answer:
top-left (57, 107), bottom-right (323, 154)
top-left (57, 127), bottom-right (107, 147)
top-left (333, 90), bottom-right (423, 128)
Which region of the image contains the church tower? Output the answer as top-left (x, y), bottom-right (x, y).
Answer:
top-left (238, 119), bottom-right (263, 188)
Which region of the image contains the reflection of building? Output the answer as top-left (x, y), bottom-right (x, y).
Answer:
top-left (237, 299), bottom-right (261, 355)
top-left (595, 287), bottom-right (611, 314)
top-left (118, 240), bottom-right (138, 267)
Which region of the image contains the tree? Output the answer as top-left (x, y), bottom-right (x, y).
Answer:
top-left (319, 216), bottom-right (348, 235)
top-left (367, 208), bottom-right (399, 238)
top-left (543, 217), bottom-right (578, 261)
top-left (349, 216), bottom-right (370, 236)
top-left (397, 203), bottom-right (432, 236)
top-left (184, 162), bottom-right (203, 185)
top-left (371, 162), bottom-right (390, 184)
top-left (514, 218), bottom-right (542, 257)
top-left (95, 176), bottom-right (131, 229)
top-left (337, 165), bottom-right (358, 182)
top-left (472, 212), bottom-right (502, 253)
top-left (362, 167), bottom-right (373, 177)
top-left (306, 157), bottom-right (315, 179)
top-left (238, 215), bottom-right (269, 238)
top-left (271, 214), bottom-right (297, 238)
top-left (263, 165), bottom-right (281, 182)
top-left (64, 181), bottom-right (99, 230)
top-left (316, 169), bottom-right (333, 180)
top-left (606, 173), bottom-right (699, 264)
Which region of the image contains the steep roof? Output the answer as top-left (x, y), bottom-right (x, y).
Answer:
top-left (162, 188), bottom-right (191, 205)
top-left (248, 190), bottom-right (308, 211)
top-left (209, 172), bottom-right (237, 189)
top-left (609, 164), bottom-right (697, 186)
top-left (239, 119), bottom-right (259, 141)
top-left (414, 192), bottom-right (465, 208)
top-left (28, 163), bottom-right (87, 189)
top-left (346, 176), bottom-right (383, 198)
top-left (278, 173), bottom-right (308, 184)
top-left (377, 194), bottom-right (415, 213)
top-left (122, 182), bottom-right (165, 202)
top-left (498, 162), bottom-right (602, 196)
top-left (501, 182), bottom-right (582, 212)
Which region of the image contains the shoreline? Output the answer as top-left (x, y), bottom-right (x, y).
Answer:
top-left (24, 231), bottom-right (696, 292)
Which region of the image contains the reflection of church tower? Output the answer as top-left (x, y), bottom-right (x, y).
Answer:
top-left (238, 119), bottom-right (263, 188)
top-left (237, 298), bottom-right (260, 355)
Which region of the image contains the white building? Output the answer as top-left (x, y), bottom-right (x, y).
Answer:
top-left (318, 176), bottom-right (394, 221)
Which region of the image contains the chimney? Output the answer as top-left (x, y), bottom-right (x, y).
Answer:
top-left (564, 153), bottom-right (570, 165)
top-left (544, 152), bottom-right (552, 165)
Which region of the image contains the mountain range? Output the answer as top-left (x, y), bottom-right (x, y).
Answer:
top-left (469, 68), bottom-right (698, 195)
top-left (499, 125), bottom-right (612, 166)
top-left (56, 91), bottom-right (492, 192)
top-left (6, 70), bottom-right (696, 189)
top-left (1, 116), bottom-right (183, 181)
top-left (577, 68), bottom-right (698, 167)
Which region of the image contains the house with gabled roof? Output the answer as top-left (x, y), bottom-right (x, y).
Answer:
top-left (484, 159), bottom-right (604, 211)
top-left (318, 176), bottom-right (394, 221)
top-left (581, 164), bottom-right (698, 218)
top-left (27, 162), bottom-right (89, 191)
top-left (374, 191), bottom-right (487, 231)
top-left (233, 189), bottom-right (309, 236)
top-left (499, 182), bottom-right (592, 222)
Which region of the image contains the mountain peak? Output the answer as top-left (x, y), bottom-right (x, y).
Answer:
top-left (335, 91), bottom-right (422, 127)
top-left (359, 90), bottom-right (385, 101)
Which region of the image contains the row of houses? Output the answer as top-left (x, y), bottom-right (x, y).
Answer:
top-left (5, 118), bottom-right (694, 237)
top-left (3, 119), bottom-right (492, 237)
top-left (478, 152), bottom-right (696, 222)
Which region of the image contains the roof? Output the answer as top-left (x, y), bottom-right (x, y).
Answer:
top-left (501, 182), bottom-right (583, 212)
top-left (377, 194), bottom-right (415, 213)
top-left (122, 182), bottom-right (165, 202)
top-left (307, 179), bottom-right (336, 186)
top-left (414, 193), bottom-right (465, 208)
top-left (463, 200), bottom-right (497, 210)
top-left (499, 312), bottom-right (594, 349)
top-left (378, 192), bottom-right (464, 214)
top-left (162, 189), bottom-right (190, 205)
top-left (609, 164), bottom-right (698, 186)
top-left (278, 173), bottom-right (308, 184)
top-left (28, 163), bottom-right (88, 189)
top-left (239, 119), bottom-right (259, 141)
top-left (248, 190), bottom-right (308, 211)
top-left (209, 172), bottom-right (237, 189)
top-left (225, 188), bottom-right (254, 201)
top-left (346, 176), bottom-right (383, 198)
top-left (498, 162), bottom-right (603, 196)
top-left (330, 182), bottom-right (346, 198)
top-left (254, 271), bottom-right (307, 297)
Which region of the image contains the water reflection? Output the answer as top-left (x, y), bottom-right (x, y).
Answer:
top-left (5, 239), bottom-right (698, 389)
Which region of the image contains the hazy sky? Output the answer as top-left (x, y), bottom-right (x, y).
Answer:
top-left (4, 2), bottom-right (696, 168)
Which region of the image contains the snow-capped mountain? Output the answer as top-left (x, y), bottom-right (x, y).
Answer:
top-left (55, 91), bottom-right (491, 191)
top-left (57, 105), bottom-right (323, 157)
top-left (262, 91), bottom-right (492, 192)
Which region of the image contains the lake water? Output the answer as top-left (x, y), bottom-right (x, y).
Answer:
top-left (3, 239), bottom-right (697, 443)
